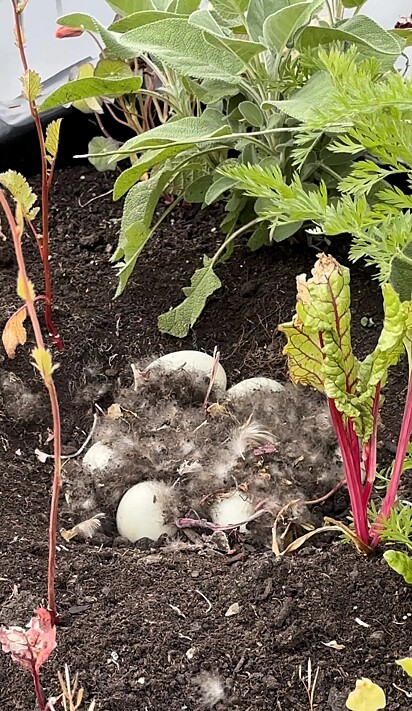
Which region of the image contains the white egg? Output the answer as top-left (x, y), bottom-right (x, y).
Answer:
top-left (227, 377), bottom-right (284, 398)
top-left (116, 480), bottom-right (176, 542)
top-left (211, 491), bottom-right (254, 533)
top-left (146, 351), bottom-right (227, 391)
top-left (83, 442), bottom-right (113, 471)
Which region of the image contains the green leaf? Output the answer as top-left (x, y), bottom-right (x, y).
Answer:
top-left (189, 10), bottom-right (265, 64)
top-left (114, 169), bottom-right (171, 260)
top-left (211, 0), bottom-right (249, 25)
top-left (204, 175), bottom-right (235, 205)
top-left (389, 241), bottom-right (412, 303)
top-left (247, 0), bottom-right (302, 43)
top-left (184, 174), bottom-right (213, 203)
top-left (342, 0), bottom-right (366, 7)
top-left (392, 29), bottom-right (412, 48)
top-left (271, 221), bottom-right (302, 241)
top-left (105, 0), bottom-right (155, 14)
top-left (158, 256), bottom-right (222, 337)
top-left (184, 77), bottom-right (240, 104)
top-left (39, 74), bottom-right (143, 111)
top-left (0, 170), bottom-right (39, 220)
top-left (110, 11), bottom-right (182, 33)
top-left (94, 59), bottom-right (133, 78)
top-left (88, 137), bottom-right (121, 172)
top-left (263, 0), bottom-right (323, 54)
top-left (247, 222), bottom-right (270, 250)
top-left (113, 146), bottom-right (187, 200)
top-left (297, 15), bottom-right (403, 58)
top-left (115, 110), bottom-right (229, 157)
top-left (238, 101), bottom-right (264, 127)
top-left (21, 69), bottom-right (42, 103)
top-left (395, 658), bottom-right (412, 678)
top-left (117, 18), bottom-right (243, 80)
top-left (44, 119), bottom-right (62, 164)
top-left (383, 549), bottom-right (412, 584)
top-left (264, 71), bottom-right (334, 121)
top-left (57, 13), bottom-right (135, 60)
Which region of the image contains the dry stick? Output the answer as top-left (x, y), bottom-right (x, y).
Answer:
top-left (11, 0), bottom-right (63, 351)
top-left (0, 192), bottom-right (61, 624)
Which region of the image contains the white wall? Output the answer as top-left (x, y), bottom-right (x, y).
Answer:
top-left (0, 0), bottom-right (410, 102)
top-left (0, 0), bottom-right (113, 101)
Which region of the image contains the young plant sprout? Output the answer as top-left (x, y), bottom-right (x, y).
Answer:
top-left (3, 0), bottom-right (63, 349)
top-left (279, 254), bottom-right (412, 550)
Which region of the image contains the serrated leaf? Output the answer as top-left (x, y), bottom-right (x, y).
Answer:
top-left (39, 73), bottom-right (143, 111)
top-left (88, 137), bottom-right (121, 172)
top-left (17, 273), bottom-right (35, 301)
top-left (346, 678), bottom-right (386, 711)
top-left (21, 69), bottom-right (42, 103)
top-left (116, 18), bottom-right (243, 81)
top-left (383, 550), bottom-right (412, 584)
top-left (158, 257), bottom-right (222, 337)
top-left (0, 170), bottom-right (39, 220)
top-left (2, 309), bottom-right (27, 359)
top-left (44, 119), bottom-right (62, 164)
top-left (32, 348), bottom-right (59, 382)
top-left (395, 658), bottom-right (412, 678)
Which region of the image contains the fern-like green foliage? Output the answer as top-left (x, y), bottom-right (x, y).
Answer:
top-left (221, 47), bottom-right (412, 297)
top-left (380, 504), bottom-right (412, 551)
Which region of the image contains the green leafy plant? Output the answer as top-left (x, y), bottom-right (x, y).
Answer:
top-left (46, 1), bottom-right (403, 336)
top-left (221, 46), bottom-right (412, 301)
top-left (275, 253), bottom-right (411, 550)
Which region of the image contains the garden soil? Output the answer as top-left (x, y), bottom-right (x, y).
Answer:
top-left (0, 166), bottom-right (411, 711)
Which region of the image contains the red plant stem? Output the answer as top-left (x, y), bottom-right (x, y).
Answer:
top-left (0, 191), bottom-right (61, 622)
top-left (328, 398), bottom-right (370, 545)
top-left (371, 375), bottom-right (412, 546)
top-left (361, 383), bottom-right (381, 508)
top-left (32, 668), bottom-right (46, 711)
top-left (11, 0), bottom-right (63, 351)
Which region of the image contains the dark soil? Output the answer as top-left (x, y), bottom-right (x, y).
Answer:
top-left (0, 165), bottom-right (411, 711)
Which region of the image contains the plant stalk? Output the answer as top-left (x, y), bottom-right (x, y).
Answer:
top-left (0, 191), bottom-right (61, 623)
top-left (11, 0), bottom-right (63, 351)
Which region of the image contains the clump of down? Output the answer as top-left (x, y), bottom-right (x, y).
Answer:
top-left (62, 364), bottom-right (343, 544)
top-left (193, 671), bottom-right (226, 708)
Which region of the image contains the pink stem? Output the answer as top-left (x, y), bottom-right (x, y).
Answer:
top-left (328, 399), bottom-right (370, 545)
top-left (361, 383), bottom-right (380, 508)
top-left (371, 376), bottom-right (412, 545)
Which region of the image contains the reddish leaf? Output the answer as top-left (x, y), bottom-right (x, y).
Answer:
top-left (0, 608), bottom-right (56, 673)
top-left (2, 308), bottom-right (27, 358)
